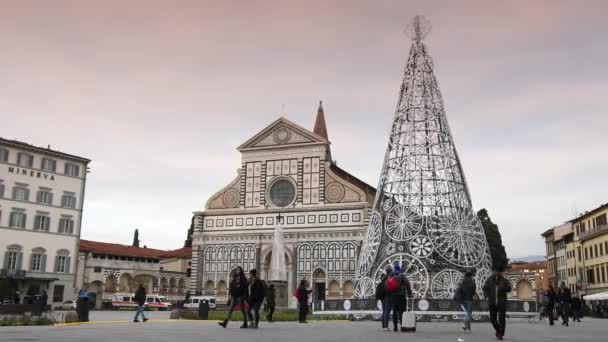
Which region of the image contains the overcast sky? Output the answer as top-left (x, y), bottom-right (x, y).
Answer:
top-left (1, 1), bottom-right (607, 258)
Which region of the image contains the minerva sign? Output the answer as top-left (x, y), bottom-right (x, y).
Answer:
top-left (7, 166), bottom-right (55, 181)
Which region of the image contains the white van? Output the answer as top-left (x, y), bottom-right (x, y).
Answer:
top-left (184, 296), bottom-right (216, 310)
top-left (111, 293), bottom-right (172, 311)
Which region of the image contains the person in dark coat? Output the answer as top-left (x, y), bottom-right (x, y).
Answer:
top-left (246, 269), bottom-right (266, 329)
top-left (571, 296), bottom-right (582, 322)
top-left (483, 268), bottom-right (512, 340)
top-left (557, 281), bottom-right (571, 326)
top-left (219, 267), bottom-right (249, 328)
top-left (296, 279), bottom-right (311, 323)
top-left (456, 270), bottom-right (477, 332)
top-left (392, 268), bottom-right (412, 332)
top-left (543, 284), bottom-right (557, 325)
top-left (133, 284), bottom-right (148, 322)
top-left (377, 267), bottom-right (391, 331)
top-left (265, 284), bottom-right (276, 322)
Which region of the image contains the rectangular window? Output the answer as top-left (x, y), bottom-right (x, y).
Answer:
top-left (37, 190), bottom-right (53, 205)
top-left (41, 158), bottom-right (56, 172)
top-left (34, 215), bottom-right (51, 231)
top-left (585, 248), bottom-right (589, 260)
top-left (52, 285), bottom-right (64, 303)
top-left (31, 254), bottom-right (42, 271)
top-left (64, 163), bottom-right (80, 177)
top-left (0, 182), bottom-right (4, 198)
top-left (596, 213), bottom-right (607, 226)
top-left (0, 148), bottom-right (8, 162)
top-left (6, 251), bottom-right (18, 270)
top-left (595, 245), bottom-right (599, 258)
top-left (9, 212), bottom-right (27, 228)
top-left (13, 186), bottom-right (29, 201)
top-left (56, 256), bottom-right (67, 273)
top-left (61, 194), bottom-right (76, 208)
top-left (17, 152), bottom-right (34, 168)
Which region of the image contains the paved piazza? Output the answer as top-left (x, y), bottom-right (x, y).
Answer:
top-left (0, 314), bottom-right (606, 342)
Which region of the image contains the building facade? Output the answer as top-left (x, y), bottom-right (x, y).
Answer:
top-left (76, 239), bottom-right (191, 308)
top-left (190, 104), bottom-right (375, 305)
top-left (0, 137), bottom-right (90, 305)
top-left (572, 203), bottom-right (608, 296)
top-left (541, 228), bottom-right (557, 289)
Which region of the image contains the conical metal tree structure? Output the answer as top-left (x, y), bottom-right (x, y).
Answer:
top-left (354, 16), bottom-right (492, 301)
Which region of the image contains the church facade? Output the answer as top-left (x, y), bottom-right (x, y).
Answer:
top-left (190, 103), bottom-right (375, 305)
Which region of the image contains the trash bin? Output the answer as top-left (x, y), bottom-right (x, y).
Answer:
top-left (198, 299), bottom-right (209, 320)
top-left (77, 297), bottom-right (90, 322)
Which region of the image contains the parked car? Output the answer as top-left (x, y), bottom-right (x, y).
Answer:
top-left (183, 296), bottom-right (216, 310)
top-left (111, 293), bottom-right (172, 310)
top-left (57, 300), bottom-right (77, 310)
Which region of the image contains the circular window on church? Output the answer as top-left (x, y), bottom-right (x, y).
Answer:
top-left (268, 178), bottom-right (296, 208)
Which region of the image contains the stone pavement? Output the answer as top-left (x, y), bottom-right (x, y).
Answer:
top-left (0, 319), bottom-right (605, 342)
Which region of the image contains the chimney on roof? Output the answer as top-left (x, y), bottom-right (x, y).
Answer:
top-left (313, 100), bottom-right (329, 140)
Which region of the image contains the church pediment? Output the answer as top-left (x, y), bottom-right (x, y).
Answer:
top-left (238, 117), bottom-right (329, 151)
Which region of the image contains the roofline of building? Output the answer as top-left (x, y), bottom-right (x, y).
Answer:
top-left (0, 137), bottom-right (91, 164)
top-left (541, 228), bottom-right (554, 237)
top-left (569, 203), bottom-right (608, 223)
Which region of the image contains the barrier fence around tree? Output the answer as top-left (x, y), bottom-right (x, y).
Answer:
top-left (312, 299), bottom-right (538, 322)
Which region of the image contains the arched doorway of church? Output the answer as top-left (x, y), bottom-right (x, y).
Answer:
top-left (516, 280), bottom-right (533, 299)
top-left (312, 268), bottom-right (326, 301)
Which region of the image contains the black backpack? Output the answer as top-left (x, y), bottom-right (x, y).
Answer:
top-left (375, 280), bottom-right (387, 300)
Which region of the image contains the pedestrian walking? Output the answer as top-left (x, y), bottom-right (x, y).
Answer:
top-left (393, 266), bottom-right (412, 332)
top-left (133, 284), bottom-right (148, 323)
top-left (246, 269), bottom-right (266, 329)
top-left (375, 267), bottom-right (390, 330)
top-left (219, 266), bottom-right (249, 329)
top-left (571, 296), bottom-right (582, 322)
top-left (456, 270), bottom-right (476, 332)
top-left (296, 279), bottom-right (311, 323)
top-left (542, 284), bottom-right (557, 326)
top-left (483, 267), bottom-right (511, 340)
top-left (557, 281), bottom-right (571, 326)
top-left (265, 284), bottom-right (276, 322)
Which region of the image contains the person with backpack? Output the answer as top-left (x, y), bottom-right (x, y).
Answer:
top-left (392, 267), bottom-right (412, 332)
top-left (246, 269), bottom-right (266, 329)
top-left (219, 267), bottom-right (249, 329)
top-left (376, 266), bottom-right (393, 331)
top-left (455, 271), bottom-right (476, 332)
top-left (133, 284), bottom-right (148, 323)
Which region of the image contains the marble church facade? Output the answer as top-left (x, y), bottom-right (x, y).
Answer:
top-left (190, 104), bottom-right (375, 306)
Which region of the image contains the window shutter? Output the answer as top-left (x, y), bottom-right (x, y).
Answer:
top-left (48, 192), bottom-right (53, 205)
top-left (16, 252), bottom-right (23, 270)
top-left (17, 153), bottom-right (22, 165)
top-left (30, 254), bottom-right (35, 271)
top-left (69, 220), bottom-right (74, 234)
top-left (61, 195), bottom-right (66, 207)
top-left (22, 214), bottom-right (26, 229)
top-left (54, 256), bottom-right (60, 273)
top-left (65, 257), bottom-right (71, 273)
top-left (34, 216), bottom-right (40, 230)
top-left (2, 252), bottom-right (9, 269)
top-left (12, 187), bottom-right (17, 199)
top-left (24, 189), bottom-right (30, 201)
top-left (37, 191), bottom-right (42, 203)
top-left (40, 255), bottom-right (47, 273)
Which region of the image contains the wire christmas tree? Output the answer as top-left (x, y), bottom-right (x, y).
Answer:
top-left (354, 16), bottom-right (492, 301)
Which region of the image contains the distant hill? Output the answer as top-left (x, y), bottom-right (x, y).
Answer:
top-left (512, 255), bottom-right (545, 263)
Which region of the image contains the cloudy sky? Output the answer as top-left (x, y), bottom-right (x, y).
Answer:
top-left (1, 1), bottom-right (606, 258)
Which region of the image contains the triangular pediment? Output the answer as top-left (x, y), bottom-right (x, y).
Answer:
top-left (238, 117), bottom-right (329, 151)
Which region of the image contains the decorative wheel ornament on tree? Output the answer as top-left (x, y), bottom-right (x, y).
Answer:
top-left (410, 236), bottom-right (433, 258)
top-left (430, 269), bottom-right (464, 299)
top-left (385, 204), bottom-right (423, 241)
top-left (427, 209), bottom-right (487, 267)
top-left (374, 253), bottom-right (429, 298)
top-left (353, 277), bottom-right (375, 299)
top-left (356, 211), bottom-right (383, 278)
top-left (475, 257), bottom-right (493, 299)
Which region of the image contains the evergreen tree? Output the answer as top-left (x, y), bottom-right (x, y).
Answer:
top-left (132, 229), bottom-right (140, 247)
top-left (477, 209), bottom-right (509, 271)
top-left (184, 216), bottom-right (195, 248)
